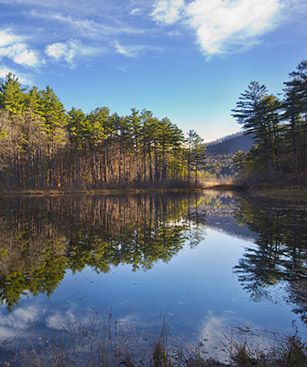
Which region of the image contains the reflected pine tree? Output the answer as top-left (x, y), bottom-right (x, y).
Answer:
top-left (234, 196), bottom-right (307, 322)
top-left (0, 194), bottom-right (205, 310)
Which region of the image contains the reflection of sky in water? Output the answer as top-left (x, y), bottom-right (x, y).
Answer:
top-left (0, 227), bottom-right (305, 350)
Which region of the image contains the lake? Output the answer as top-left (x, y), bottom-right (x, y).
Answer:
top-left (0, 191), bottom-right (306, 363)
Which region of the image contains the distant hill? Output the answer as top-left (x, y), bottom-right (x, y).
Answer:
top-left (206, 132), bottom-right (254, 156)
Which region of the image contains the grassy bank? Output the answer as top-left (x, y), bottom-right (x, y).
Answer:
top-left (0, 187), bottom-right (203, 197)
top-left (3, 330), bottom-right (306, 367)
top-left (2, 313), bottom-right (306, 367)
top-left (201, 178), bottom-right (243, 191)
top-left (1, 181), bottom-right (307, 198)
top-left (202, 177), bottom-right (307, 199)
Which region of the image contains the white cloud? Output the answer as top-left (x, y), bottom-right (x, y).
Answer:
top-left (0, 43), bottom-right (40, 67)
top-left (114, 41), bottom-right (139, 58)
top-left (30, 10), bottom-right (148, 39)
top-left (152, 0), bottom-right (185, 24)
top-left (186, 0), bottom-right (282, 55)
top-left (0, 29), bottom-right (40, 67)
top-left (0, 306), bottom-right (40, 331)
top-left (45, 39), bottom-right (104, 66)
top-left (0, 28), bottom-right (23, 47)
top-left (151, 0), bottom-right (284, 55)
top-left (46, 310), bottom-right (76, 330)
top-left (199, 312), bottom-right (277, 362)
top-left (130, 8), bottom-right (142, 16)
top-left (114, 41), bottom-right (161, 58)
top-left (0, 0), bottom-right (114, 15)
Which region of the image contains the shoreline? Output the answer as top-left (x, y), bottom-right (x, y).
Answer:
top-left (0, 187), bottom-right (203, 197)
top-left (247, 186), bottom-right (307, 199)
top-left (0, 184), bottom-right (306, 198)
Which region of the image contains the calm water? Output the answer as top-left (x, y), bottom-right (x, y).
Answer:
top-left (0, 192), bottom-right (306, 359)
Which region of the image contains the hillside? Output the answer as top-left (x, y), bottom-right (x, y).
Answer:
top-left (206, 132), bottom-right (254, 156)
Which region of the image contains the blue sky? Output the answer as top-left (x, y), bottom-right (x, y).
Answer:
top-left (0, 0), bottom-right (306, 141)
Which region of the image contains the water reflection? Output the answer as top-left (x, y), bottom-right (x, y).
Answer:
top-left (0, 194), bottom-right (205, 310)
top-left (0, 193), bottom-right (307, 340)
top-left (234, 196), bottom-right (307, 323)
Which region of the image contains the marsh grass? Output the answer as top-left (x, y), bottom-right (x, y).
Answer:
top-left (0, 315), bottom-right (305, 367)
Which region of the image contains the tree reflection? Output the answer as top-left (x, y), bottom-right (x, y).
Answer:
top-left (234, 196), bottom-right (307, 323)
top-left (0, 194), bottom-right (205, 310)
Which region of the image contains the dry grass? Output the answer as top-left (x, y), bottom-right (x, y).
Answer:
top-left (1, 316), bottom-right (305, 367)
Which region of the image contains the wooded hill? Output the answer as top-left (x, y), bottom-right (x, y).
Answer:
top-left (206, 132), bottom-right (254, 156)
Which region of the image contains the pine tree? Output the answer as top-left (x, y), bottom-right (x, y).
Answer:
top-left (88, 107), bottom-right (109, 147)
top-left (0, 73), bottom-right (26, 114)
top-left (187, 130), bottom-right (206, 185)
top-left (68, 108), bottom-right (92, 149)
top-left (231, 81), bottom-right (268, 140)
top-left (232, 82), bottom-right (274, 173)
top-left (260, 95), bottom-right (282, 172)
top-left (40, 86), bottom-right (67, 151)
top-left (24, 86), bottom-right (44, 117)
top-left (40, 86), bottom-right (67, 187)
top-left (282, 60), bottom-right (307, 173)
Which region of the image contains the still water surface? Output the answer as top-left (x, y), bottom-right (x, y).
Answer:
top-left (0, 192), bottom-right (306, 357)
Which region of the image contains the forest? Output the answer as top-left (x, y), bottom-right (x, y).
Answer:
top-left (232, 60), bottom-right (307, 184)
top-left (0, 60), bottom-right (305, 190)
top-left (0, 76), bottom-right (205, 189)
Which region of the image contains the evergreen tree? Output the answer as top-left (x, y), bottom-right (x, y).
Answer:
top-left (282, 60), bottom-right (307, 173)
top-left (0, 73), bottom-right (25, 114)
top-left (231, 81), bottom-right (268, 141)
top-left (187, 130), bottom-right (206, 185)
top-left (40, 86), bottom-right (67, 151)
top-left (260, 94), bottom-right (282, 172)
top-left (24, 86), bottom-right (44, 117)
top-left (40, 86), bottom-right (67, 187)
top-left (88, 107), bottom-right (109, 146)
top-left (232, 82), bottom-right (278, 173)
top-left (68, 108), bottom-right (92, 149)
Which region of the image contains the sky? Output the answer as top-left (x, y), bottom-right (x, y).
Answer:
top-left (0, 0), bottom-right (306, 141)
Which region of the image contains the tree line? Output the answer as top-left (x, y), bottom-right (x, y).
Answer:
top-left (232, 60), bottom-right (307, 182)
top-left (0, 75), bottom-right (206, 189)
